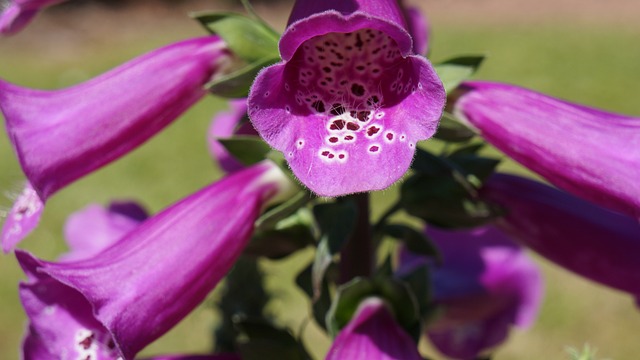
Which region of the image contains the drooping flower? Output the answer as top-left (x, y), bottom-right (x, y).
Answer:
top-left (481, 173), bottom-right (640, 302)
top-left (248, 0), bottom-right (445, 196)
top-left (397, 226), bottom-right (543, 359)
top-left (453, 81), bottom-right (640, 218)
top-left (402, 4), bottom-right (430, 55)
top-left (207, 98), bottom-right (258, 173)
top-left (0, 0), bottom-right (66, 35)
top-left (0, 35), bottom-right (231, 249)
top-left (17, 161), bottom-right (294, 360)
top-left (59, 201), bottom-right (148, 262)
top-left (325, 297), bottom-right (422, 360)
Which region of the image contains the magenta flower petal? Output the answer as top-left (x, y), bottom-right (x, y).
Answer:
top-left (60, 201), bottom-right (148, 262)
top-left (1, 182), bottom-right (43, 253)
top-left (398, 226), bottom-right (543, 359)
top-left (326, 297), bottom-right (422, 360)
top-left (1, 36), bottom-right (229, 202)
top-left (481, 173), bottom-right (640, 301)
top-left (17, 161), bottom-right (293, 359)
top-left (455, 81), bottom-right (640, 218)
top-left (248, 0), bottom-right (445, 196)
top-left (403, 6), bottom-right (430, 55)
top-left (207, 98), bottom-right (258, 173)
top-left (0, 0), bottom-right (66, 35)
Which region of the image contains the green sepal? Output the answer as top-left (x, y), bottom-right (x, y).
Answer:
top-left (218, 135), bottom-right (272, 166)
top-left (396, 263), bottom-right (435, 320)
top-left (325, 277), bottom-right (420, 339)
top-left (434, 112), bottom-right (476, 142)
top-left (434, 55), bottom-right (485, 93)
top-left (382, 223), bottom-right (441, 262)
top-left (192, 12), bottom-right (279, 63)
top-left (235, 319), bottom-right (311, 360)
top-left (246, 209), bottom-right (315, 260)
top-left (311, 201), bottom-right (358, 300)
top-left (207, 56), bottom-right (280, 98)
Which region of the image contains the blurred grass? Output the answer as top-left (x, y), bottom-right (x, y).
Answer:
top-left (1, 7), bottom-right (640, 360)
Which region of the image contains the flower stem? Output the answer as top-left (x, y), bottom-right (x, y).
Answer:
top-left (339, 192), bottom-right (373, 284)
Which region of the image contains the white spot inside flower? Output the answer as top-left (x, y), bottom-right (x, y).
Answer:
top-left (44, 306), bottom-right (55, 315)
top-left (400, 134), bottom-right (407, 142)
top-left (375, 112), bottom-right (385, 119)
top-left (296, 139), bottom-right (305, 149)
top-left (418, 82), bottom-right (423, 90)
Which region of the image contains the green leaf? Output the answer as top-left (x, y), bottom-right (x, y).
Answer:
top-left (256, 191), bottom-right (313, 231)
top-left (382, 224), bottom-right (441, 261)
top-left (325, 277), bottom-right (420, 338)
top-left (192, 12), bottom-right (279, 62)
top-left (295, 264), bottom-right (333, 331)
top-left (235, 320), bottom-right (311, 360)
top-left (246, 224), bottom-right (314, 259)
top-left (434, 55), bottom-right (485, 93)
top-left (434, 112), bottom-right (476, 142)
top-left (207, 56), bottom-right (280, 98)
top-left (400, 173), bottom-right (503, 228)
top-left (397, 263), bottom-right (434, 319)
top-left (311, 201), bottom-right (358, 300)
top-left (218, 136), bottom-right (272, 166)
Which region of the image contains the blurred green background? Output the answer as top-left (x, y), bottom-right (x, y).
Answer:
top-left (1, 0), bottom-right (639, 359)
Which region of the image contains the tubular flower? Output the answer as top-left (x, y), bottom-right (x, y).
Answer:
top-left (16, 161), bottom-right (294, 360)
top-left (207, 98), bottom-right (258, 173)
top-left (0, 36), bottom-right (230, 249)
top-left (326, 297), bottom-right (422, 360)
top-left (481, 173), bottom-right (640, 302)
top-left (248, 0), bottom-right (445, 196)
top-left (0, 0), bottom-right (66, 35)
top-left (453, 81), bottom-right (640, 218)
top-left (398, 226), bottom-right (543, 360)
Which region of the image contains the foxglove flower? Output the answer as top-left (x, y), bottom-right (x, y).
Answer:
top-left (481, 173), bottom-right (640, 301)
top-left (326, 297), bottom-right (422, 360)
top-left (454, 81), bottom-right (640, 218)
top-left (207, 98), bottom-right (258, 173)
top-left (60, 201), bottom-right (148, 262)
top-left (17, 161), bottom-right (293, 359)
top-left (248, 0), bottom-right (445, 196)
top-left (398, 226), bottom-right (542, 359)
top-left (0, 0), bottom-right (66, 35)
top-left (402, 5), bottom-right (430, 55)
top-left (1, 36), bottom-right (230, 249)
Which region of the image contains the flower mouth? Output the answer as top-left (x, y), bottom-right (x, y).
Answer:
top-left (282, 28), bottom-right (418, 163)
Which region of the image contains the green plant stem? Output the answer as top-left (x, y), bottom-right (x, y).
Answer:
top-left (339, 193), bottom-right (373, 284)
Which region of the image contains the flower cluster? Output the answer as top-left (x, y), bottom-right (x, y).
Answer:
top-left (1, 0), bottom-right (639, 359)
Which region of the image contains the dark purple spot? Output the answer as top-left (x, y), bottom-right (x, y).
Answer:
top-left (367, 126), bottom-right (380, 136)
top-left (319, 55), bottom-right (326, 60)
top-left (325, 77), bottom-right (333, 82)
top-left (339, 80), bottom-right (348, 86)
top-left (339, 154), bottom-right (345, 159)
top-left (346, 46), bottom-right (353, 50)
top-left (335, 52), bottom-right (344, 60)
top-left (351, 83), bottom-right (365, 97)
top-left (320, 81), bottom-right (327, 86)
top-left (355, 33), bottom-right (364, 49)
top-left (369, 146), bottom-right (380, 153)
top-left (316, 46), bottom-right (325, 52)
top-left (346, 122), bottom-right (360, 131)
top-left (330, 120), bottom-right (346, 130)
top-left (367, 96), bottom-right (380, 106)
top-left (355, 65), bottom-right (365, 71)
top-left (372, 68), bottom-right (380, 74)
top-left (357, 111), bottom-right (371, 122)
top-left (312, 100), bottom-right (325, 113)
top-left (330, 103), bottom-right (346, 115)
top-left (386, 133), bottom-right (394, 140)
top-left (298, 140), bottom-right (303, 145)
top-left (79, 333), bottom-right (95, 350)
top-left (330, 62), bottom-right (343, 67)
top-left (322, 151), bottom-right (330, 156)
top-left (328, 153), bottom-right (335, 159)
top-left (344, 135), bottom-right (354, 140)
top-left (323, 66), bottom-right (331, 73)
top-left (329, 137), bottom-right (339, 143)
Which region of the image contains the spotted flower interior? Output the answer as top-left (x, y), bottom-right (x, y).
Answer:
top-left (250, 25), bottom-right (444, 196)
